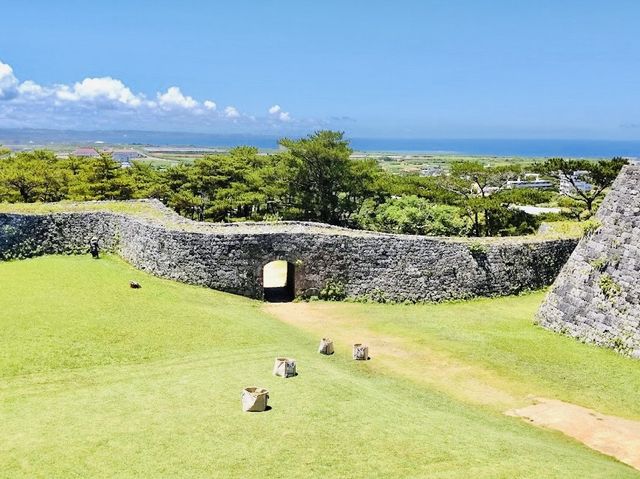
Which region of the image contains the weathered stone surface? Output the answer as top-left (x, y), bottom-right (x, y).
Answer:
top-left (318, 338), bottom-right (334, 355)
top-left (242, 387), bottom-right (269, 412)
top-left (0, 200), bottom-right (577, 302)
top-left (537, 165), bottom-right (640, 357)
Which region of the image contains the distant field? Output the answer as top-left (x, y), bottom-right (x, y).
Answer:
top-left (363, 154), bottom-right (605, 175)
top-left (133, 151), bottom-right (605, 175)
top-left (1, 255), bottom-right (638, 478)
top-left (2, 141), bottom-right (605, 175)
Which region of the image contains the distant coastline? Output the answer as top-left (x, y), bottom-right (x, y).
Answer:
top-left (0, 128), bottom-right (638, 158)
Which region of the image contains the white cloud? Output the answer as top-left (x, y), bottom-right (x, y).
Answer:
top-left (157, 86), bottom-right (197, 109)
top-left (0, 61), bottom-right (19, 100)
top-left (268, 104), bottom-right (291, 121)
top-left (0, 59), bottom-right (307, 132)
top-left (55, 77), bottom-right (143, 106)
top-left (224, 105), bottom-right (240, 118)
top-left (17, 80), bottom-right (47, 98)
top-left (278, 111), bottom-right (291, 121)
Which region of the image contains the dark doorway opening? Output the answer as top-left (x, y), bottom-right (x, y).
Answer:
top-left (263, 260), bottom-right (295, 302)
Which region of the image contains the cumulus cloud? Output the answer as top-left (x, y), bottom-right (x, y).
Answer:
top-left (224, 105), bottom-right (240, 118)
top-left (0, 59), bottom-right (311, 132)
top-left (0, 61), bottom-right (19, 100)
top-left (268, 104), bottom-right (291, 121)
top-left (56, 77), bottom-right (143, 106)
top-left (157, 86), bottom-right (197, 109)
top-left (17, 80), bottom-right (47, 98)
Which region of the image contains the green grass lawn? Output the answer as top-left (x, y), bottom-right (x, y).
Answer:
top-left (0, 256), bottom-right (638, 478)
top-left (312, 297), bottom-right (640, 419)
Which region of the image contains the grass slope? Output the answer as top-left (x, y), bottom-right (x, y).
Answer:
top-left (0, 256), bottom-right (637, 478)
top-left (317, 297), bottom-right (640, 419)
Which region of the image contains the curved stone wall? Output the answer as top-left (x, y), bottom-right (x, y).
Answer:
top-left (537, 165), bottom-right (640, 357)
top-left (0, 200), bottom-right (577, 302)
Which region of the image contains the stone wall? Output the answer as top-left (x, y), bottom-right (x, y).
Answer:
top-left (537, 165), bottom-right (640, 357)
top-left (0, 201), bottom-right (577, 302)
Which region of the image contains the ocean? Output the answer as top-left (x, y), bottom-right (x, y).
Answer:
top-left (1, 129), bottom-right (639, 158)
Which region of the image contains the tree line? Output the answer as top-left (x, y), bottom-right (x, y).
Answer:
top-left (0, 131), bottom-right (628, 237)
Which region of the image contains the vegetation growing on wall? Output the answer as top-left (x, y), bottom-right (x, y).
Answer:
top-left (598, 273), bottom-right (621, 299)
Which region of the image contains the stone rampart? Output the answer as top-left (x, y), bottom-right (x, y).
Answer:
top-left (0, 200), bottom-right (577, 302)
top-left (537, 165), bottom-right (640, 356)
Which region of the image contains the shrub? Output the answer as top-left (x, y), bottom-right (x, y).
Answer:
top-left (353, 196), bottom-right (472, 236)
top-left (364, 288), bottom-right (390, 303)
top-left (262, 213), bottom-right (281, 222)
top-left (589, 256), bottom-right (608, 272)
top-left (579, 209), bottom-right (592, 221)
top-left (581, 218), bottom-right (602, 237)
top-left (319, 279), bottom-right (347, 301)
top-left (468, 241), bottom-right (488, 256)
top-left (599, 273), bottom-right (621, 299)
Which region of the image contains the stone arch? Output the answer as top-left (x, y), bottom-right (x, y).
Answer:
top-left (262, 259), bottom-right (296, 302)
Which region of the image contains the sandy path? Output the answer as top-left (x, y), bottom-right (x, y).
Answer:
top-left (264, 302), bottom-right (640, 471)
top-left (508, 399), bottom-right (640, 470)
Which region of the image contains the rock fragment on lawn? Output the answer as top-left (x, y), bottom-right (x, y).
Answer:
top-left (353, 343), bottom-right (369, 360)
top-left (318, 338), bottom-right (334, 355)
top-left (273, 357), bottom-right (297, 378)
top-left (242, 387), bottom-right (269, 412)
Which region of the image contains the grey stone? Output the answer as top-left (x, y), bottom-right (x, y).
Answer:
top-left (0, 199), bottom-right (577, 303)
top-left (538, 165), bottom-right (640, 356)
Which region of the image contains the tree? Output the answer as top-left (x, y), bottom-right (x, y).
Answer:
top-left (440, 161), bottom-right (521, 236)
top-left (0, 156), bottom-right (42, 202)
top-left (84, 153), bottom-right (132, 200)
top-left (354, 195), bottom-right (471, 236)
top-left (0, 150), bottom-right (68, 202)
top-left (279, 130), bottom-right (353, 224)
top-left (341, 158), bottom-right (385, 223)
top-left (544, 157), bottom-right (628, 212)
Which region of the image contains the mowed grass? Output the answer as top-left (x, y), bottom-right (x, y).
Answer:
top-left (318, 296), bottom-right (640, 419)
top-left (0, 256), bottom-right (638, 478)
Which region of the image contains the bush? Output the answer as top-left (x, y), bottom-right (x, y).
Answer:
top-left (599, 273), bottom-right (621, 299)
top-left (353, 196), bottom-right (472, 236)
top-left (468, 242), bottom-right (488, 256)
top-left (319, 279), bottom-right (347, 301)
top-left (579, 209), bottom-right (593, 221)
top-left (589, 256), bottom-right (608, 272)
top-left (581, 218), bottom-right (602, 237)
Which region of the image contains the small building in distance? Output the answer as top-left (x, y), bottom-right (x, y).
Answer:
top-left (506, 173), bottom-right (554, 190)
top-left (112, 149), bottom-right (142, 163)
top-left (71, 147), bottom-right (100, 158)
top-left (420, 165), bottom-right (445, 177)
top-left (560, 170), bottom-right (593, 195)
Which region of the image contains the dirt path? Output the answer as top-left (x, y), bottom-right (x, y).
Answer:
top-left (508, 398), bottom-right (640, 470)
top-left (264, 302), bottom-right (640, 471)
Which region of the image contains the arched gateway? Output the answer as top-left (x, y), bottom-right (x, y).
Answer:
top-left (262, 260), bottom-right (295, 302)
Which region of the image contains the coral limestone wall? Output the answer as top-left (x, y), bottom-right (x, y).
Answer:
top-left (0, 200), bottom-right (577, 302)
top-left (537, 165), bottom-right (640, 357)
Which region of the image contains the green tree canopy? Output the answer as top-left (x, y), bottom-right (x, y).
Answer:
top-left (354, 195), bottom-right (472, 236)
top-left (279, 130), bottom-right (354, 224)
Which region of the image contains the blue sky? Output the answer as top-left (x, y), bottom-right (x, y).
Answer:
top-left (0, 0), bottom-right (638, 138)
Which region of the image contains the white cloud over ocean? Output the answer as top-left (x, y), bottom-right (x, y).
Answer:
top-left (268, 104), bottom-right (291, 122)
top-left (0, 62), bottom-right (19, 100)
top-left (0, 60), bottom-right (310, 132)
